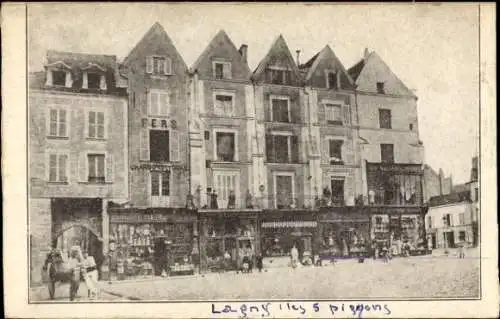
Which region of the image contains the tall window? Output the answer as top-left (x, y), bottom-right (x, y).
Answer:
top-left (266, 68), bottom-right (292, 85)
top-left (458, 212), bottom-right (465, 225)
top-left (266, 134), bottom-right (299, 163)
top-left (48, 154), bottom-right (68, 182)
top-left (275, 174), bottom-right (294, 209)
top-left (87, 154), bottom-right (105, 183)
top-left (380, 144), bottom-right (394, 163)
top-left (214, 171), bottom-right (239, 208)
top-left (271, 97), bottom-right (290, 122)
top-left (213, 62), bottom-right (231, 80)
top-left (215, 132), bottom-right (236, 162)
top-left (377, 82), bottom-right (385, 94)
top-left (379, 109), bottom-right (392, 129)
top-left (52, 70), bottom-right (67, 86)
top-left (459, 231), bottom-right (466, 241)
top-left (331, 179), bottom-right (344, 205)
top-left (443, 214), bottom-right (452, 227)
top-left (148, 91), bottom-right (170, 116)
top-left (214, 93), bottom-right (234, 116)
top-left (329, 140), bottom-right (343, 164)
top-left (151, 171), bottom-right (170, 196)
top-left (326, 71), bottom-right (338, 89)
top-left (150, 130), bottom-right (170, 162)
top-left (49, 109), bottom-right (67, 137)
top-left (325, 104), bottom-right (343, 125)
top-left (88, 111), bottom-right (105, 139)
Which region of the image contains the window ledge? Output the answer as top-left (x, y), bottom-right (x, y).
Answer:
top-left (47, 135), bottom-right (69, 140)
top-left (327, 121), bottom-right (344, 126)
top-left (78, 181), bottom-right (113, 185)
top-left (329, 161), bottom-right (345, 165)
top-left (47, 181), bottom-right (69, 185)
top-left (148, 74), bottom-right (175, 79)
top-left (86, 137), bottom-right (107, 142)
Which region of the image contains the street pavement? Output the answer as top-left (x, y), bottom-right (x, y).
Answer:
top-left (30, 249), bottom-right (480, 302)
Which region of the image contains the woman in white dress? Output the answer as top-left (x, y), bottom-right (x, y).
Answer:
top-left (82, 250), bottom-right (99, 299)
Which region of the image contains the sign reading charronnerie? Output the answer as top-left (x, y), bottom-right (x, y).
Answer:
top-left (130, 163), bottom-right (172, 171)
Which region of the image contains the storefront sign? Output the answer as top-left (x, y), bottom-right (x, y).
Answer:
top-left (261, 221), bottom-right (317, 228)
top-left (366, 163), bottom-right (423, 175)
top-left (130, 163), bottom-right (172, 171)
top-left (142, 118), bottom-right (177, 129)
top-left (110, 212), bottom-right (195, 223)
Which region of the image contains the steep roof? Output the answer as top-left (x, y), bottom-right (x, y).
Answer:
top-left (123, 22), bottom-right (186, 69)
top-left (190, 29), bottom-right (250, 74)
top-left (299, 45), bottom-right (354, 86)
top-left (299, 52), bottom-right (320, 70)
top-left (347, 59), bottom-right (365, 82)
top-left (252, 35), bottom-right (301, 82)
top-left (46, 50), bottom-right (117, 71)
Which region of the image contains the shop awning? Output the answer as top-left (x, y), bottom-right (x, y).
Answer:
top-left (261, 221), bottom-right (317, 228)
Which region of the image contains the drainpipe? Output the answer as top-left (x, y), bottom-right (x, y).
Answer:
top-left (302, 87), bottom-right (314, 207)
top-left (251, 79), bottom-right (262, 207)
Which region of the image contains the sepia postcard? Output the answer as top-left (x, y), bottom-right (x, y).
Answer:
top-left (2, 2), bottom-right (498, 318)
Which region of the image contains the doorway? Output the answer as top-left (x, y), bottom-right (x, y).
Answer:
top-left (444, 231), bottom-right (455, 248)
top-left (431, 234), bottom-right (437, 249)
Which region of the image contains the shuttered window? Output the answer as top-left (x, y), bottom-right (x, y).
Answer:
top-left (146, 56), bottom-right (173, 75)
top-left (213, 62), bottom-right (231, 80)
top-left (214, 94), bottom-right (234, 116)
top-left (88, 111), bottom-right (105, 139)
top-left (151, 171), bottom-right (170, 196)
top-left (214, 171), bottom-right (239, 209)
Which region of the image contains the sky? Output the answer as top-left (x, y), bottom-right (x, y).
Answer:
top-left (27, 3), bottom-right (480, 184)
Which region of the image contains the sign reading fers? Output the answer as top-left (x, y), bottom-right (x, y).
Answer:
top-left (142, 118), bottom-right (177, 129)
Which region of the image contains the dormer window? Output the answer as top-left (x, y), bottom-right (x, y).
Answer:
top-left (266, 66), bottom-right (291, 85)
top-left (45, 61), bottom-right (72, 88)
top-left (52, 70), bottom-right (66, 86)
top-left (82, 63), bottom-right (107, 90)
top-left (213, 61), bottom-right (231, 80)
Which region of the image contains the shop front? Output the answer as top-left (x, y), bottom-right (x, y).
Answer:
top-left (199, 209), bottom-right (260, 273)
top-left (369, 206), bottom-right (427, 256)
top-left (106, 207), bottom-right (198, 280)
top-left (260, 210), bottom-right (318, 268)
top-left (318, 207), bottom-right (370, 259)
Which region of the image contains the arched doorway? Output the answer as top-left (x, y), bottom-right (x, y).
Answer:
top-left (53, 223), bottom-right (104, 277)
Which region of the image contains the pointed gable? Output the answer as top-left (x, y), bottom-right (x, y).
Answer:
top-left (252, 35), bottom-right (302, 86)
top-left (300, 45), bottom-right (354, 90)
top-left (123, 22), bottom-right (187, 73)
top-left (349, 51), bottom-right (416, 98)
top-left (190, 30), bottom-right (251, 81)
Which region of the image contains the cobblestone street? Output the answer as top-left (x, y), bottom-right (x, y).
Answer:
top-left (30, 249), bottom-right (480, 302)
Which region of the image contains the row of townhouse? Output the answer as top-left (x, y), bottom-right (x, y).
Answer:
top-left (29, 23), bottom-right (425, 284)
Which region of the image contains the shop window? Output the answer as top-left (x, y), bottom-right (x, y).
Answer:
top-left (459, 231), bottom-right (466, 241)
top-left (380, 143), bottom-right (394, 163)
top-left (88, 111), bottom-right (105, 139)
top-left (325, 104), bottom-right (343, 125)
top-left (48, 153), bottom-right (68, 182)
top-left (48, 108), bottom-right (68, 137)
top-left (87, 154), bottom-right (105, 183)
top-left (266, 133), bottom-right (299, 163)
top-left (379, 109), bottom-right (392, 129)
top-left (215, 131), bottom-right (236, 162)
top-left (271, 97), bottom-right (290, 123)
top-left (149, 130), bottom-right (170, 162)
top-left (329, 140), bottom-right (343, 164)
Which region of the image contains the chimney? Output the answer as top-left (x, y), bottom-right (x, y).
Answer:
top-left (296, 50), bottom-right (301, 66)
top-left (363, 48), bottom-right (370, 60)
top-left (239, 44), bottom-right (248, 64)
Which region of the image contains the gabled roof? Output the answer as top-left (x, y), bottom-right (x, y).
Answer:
top-left (123, 22), bottom-right (186, 69)
top-left (347, 51), bottom-right (416, 98)
top-left (252, 35), bottom-right (301, 81)
top-left (300, 45), bottom-right (354, 86)
top-left (299, 52), bottom-right (320, 69)
top-left (190, 29), bottom-right (250, 74)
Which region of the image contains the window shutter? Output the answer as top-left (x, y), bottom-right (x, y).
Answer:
top-left (140, 127), bottom-right (150, 161)
top-left (265, 134), bottom-right (275, 162)
top-left (264, 94), bottom-right (271, 121)
top-left (146, 56), bottom-right (153, 74)
top-left (45, 70), bottom-right (53, 86)
top-left (170, 130), bottom-right (180, 162)
top-left (323, 138), bottom-right (329, 162)
top-left (163, 92), bottom-right (170, 116)
top-left (106, 153), bottom-right (114, 182)
top-left (65, 71), bottom-right (72, 88)
top-left (291, 136), bottom-right (299, 163)
top-left (84, 110), bottom-right (89, 138)
top-left (223, 64), bottom-right (231, 79)
top-left (99, 75), bottom-right (107, 90)
top-left (82, 72), bottom-right (88, 89)
top-left (78, 152), bottom-right (87, 182)
top-left (142, 92), bottom-right (149, 115)
top-left (164, 58), bottom-right (172, 75)
top-left (290, 97), bottom-right (299, 123)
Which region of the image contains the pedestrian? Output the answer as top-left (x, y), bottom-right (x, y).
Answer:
top-left (210, 190), bottom-right (218, 209)
top-left (223, 251), bottom-right (232, 271)
top-left (227, 190), bottom-right (236, 209)
top-left (290, 245), bottom-right (299, 269)
top-left (82, 250), bottom-right (99, 299)
top-left (68, 246), bottom-right (82, 301)
top-left (255, 254), bottom-right (263, 272)
top-left (458, 244), bottom-right (465, 259)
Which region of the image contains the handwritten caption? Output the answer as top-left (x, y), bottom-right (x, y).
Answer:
top-left (211, 302), bottom-right (392, 318)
